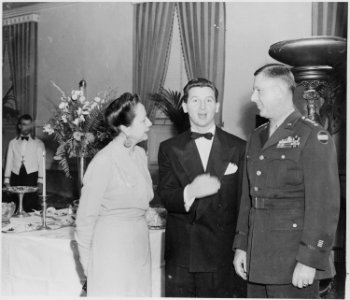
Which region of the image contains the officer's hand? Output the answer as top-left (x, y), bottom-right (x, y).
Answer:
top-left (187, 174), bottom-right (221, 199)
top-left (4, 183), bottom-right (10, 188)
top-left (233, 249), bottom-right (247, 280)
top-left (37, 183), bottom-right (43, 194)
top-left (292, 262), bottom-right (316, 288)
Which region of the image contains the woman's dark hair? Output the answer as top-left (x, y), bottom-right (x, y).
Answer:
top-left (104, 92), bottom-right (140, 136)
top-left (182, 78), bottom-right (219, 103)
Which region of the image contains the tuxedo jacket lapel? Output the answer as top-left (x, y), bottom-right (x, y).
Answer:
top-left (175, 131), bottom-right (204, 182)
top-left (206, 128), bottom-right (233, 179)
top-left (196, 128), bottom-right (234, 219)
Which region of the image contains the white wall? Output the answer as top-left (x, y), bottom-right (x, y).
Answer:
top-left (36, 2), bottom-right (133, 127)
top-left (223, 2), bottom-right (312, 140)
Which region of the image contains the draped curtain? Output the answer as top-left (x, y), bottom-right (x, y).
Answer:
top-left (3, 16), bottom-right (38, 119)
top-left (177, 2), bottom-right (226, 126)
top-left (312, 2), bottom-right (348, 37)
top-left (133, 2), bottom-right (176, 117)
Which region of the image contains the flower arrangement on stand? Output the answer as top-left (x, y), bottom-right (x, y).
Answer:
top-left (43, 82), bottom-right (115, 186)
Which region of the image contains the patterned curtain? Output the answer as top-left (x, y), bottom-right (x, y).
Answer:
top-left (177, 2), bottom-right (226, 126)
top-left (133, 2), bottom-right (176, 117)
top-left (3, 15), bottom-right (39, 120)
top-left (312, 2), bottom-right (348, 37)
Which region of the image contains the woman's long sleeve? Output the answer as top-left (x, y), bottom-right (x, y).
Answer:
top-left (74, 153), bottom-right (112, 275)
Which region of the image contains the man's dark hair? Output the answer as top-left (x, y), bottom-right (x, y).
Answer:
top-left (182, 78), bottom-right (219, 103)
top-left (17, 114), bottom-right (33, 136)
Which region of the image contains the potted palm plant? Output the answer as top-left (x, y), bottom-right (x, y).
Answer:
top-left (150, 87), bottom-right (190, 134)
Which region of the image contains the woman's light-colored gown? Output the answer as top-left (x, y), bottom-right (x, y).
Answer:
top-left (75, 140), bottom-right (154, 297)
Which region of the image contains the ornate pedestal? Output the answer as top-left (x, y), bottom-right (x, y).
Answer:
top-left (268, 36), bottom-right (347, 296)
top-left (269, 36), bottom-right (346, 133)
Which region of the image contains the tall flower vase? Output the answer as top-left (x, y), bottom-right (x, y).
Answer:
top-left (76, 156), bottom-right (87, 198)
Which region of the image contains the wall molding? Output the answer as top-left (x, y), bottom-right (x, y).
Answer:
top-left (2, 2), bottom-right (76, 19)
top-left (3, 13), bottom-right (40, 25)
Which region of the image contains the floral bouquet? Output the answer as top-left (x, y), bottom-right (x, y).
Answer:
top-left (43, 81), bottom-right (115, 178)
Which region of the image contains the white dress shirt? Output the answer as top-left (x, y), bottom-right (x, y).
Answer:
top-left (4, 136), bottom-right (45, 184)
top-left (184, 126), bottom-right (216, 211)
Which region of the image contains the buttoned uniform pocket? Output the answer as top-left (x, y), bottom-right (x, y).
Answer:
top-left (265, 149), bottom-right (303, 188)
top-left (269, 211), bottom-right (304, 231)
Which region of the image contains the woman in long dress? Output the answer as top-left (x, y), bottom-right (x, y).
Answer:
top-left (75, 92), bottom-right (153, 296)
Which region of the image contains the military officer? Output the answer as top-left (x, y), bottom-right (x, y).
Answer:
top-left (233, 64), bottom-right (340, 298)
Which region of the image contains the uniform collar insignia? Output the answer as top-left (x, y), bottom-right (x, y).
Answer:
top-left (277, 135), bottom-right (301, 148)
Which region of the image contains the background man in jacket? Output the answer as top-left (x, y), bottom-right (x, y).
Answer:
top-left (4, 114), bottom-right (45, 211)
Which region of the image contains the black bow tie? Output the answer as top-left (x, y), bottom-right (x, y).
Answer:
top-left (190, 132), bottom-right (214, 140)
top-left (21, 136), bottom-right (29, 141)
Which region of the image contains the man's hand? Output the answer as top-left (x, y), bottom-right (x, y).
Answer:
top-left (4, 182), bottom-right (10, 188)
top-left (187, 174), bottom-right (221, 199)
top-left (292, 262), bottom-right (316, 288)
top-left (233, 249), bottom-right (247, 280)
top-left (37, 183), bottom-right (43, 194)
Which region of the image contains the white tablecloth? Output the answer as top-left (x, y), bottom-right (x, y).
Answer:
top-left (2, 214), bottom-right (165, 297)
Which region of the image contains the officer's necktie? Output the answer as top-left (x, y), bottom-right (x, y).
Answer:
top-left (190, 132), bottom-right (214, 140)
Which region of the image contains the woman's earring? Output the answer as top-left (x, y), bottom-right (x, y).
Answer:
top-left (123, 136), bottom-right (132, 148)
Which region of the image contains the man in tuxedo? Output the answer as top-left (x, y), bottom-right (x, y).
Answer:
top-left (233, 64), bottom-right (340, 298)
top-left (4, 114), bottom-right (45, 211)
top-left (157, 78), bottom-right (246, 297)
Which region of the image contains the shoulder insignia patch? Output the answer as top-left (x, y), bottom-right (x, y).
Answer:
top-left (317, 131), bottom-right (329, 144)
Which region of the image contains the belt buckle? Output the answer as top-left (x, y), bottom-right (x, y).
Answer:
top-left (253, 197), bottom-right (265, 209)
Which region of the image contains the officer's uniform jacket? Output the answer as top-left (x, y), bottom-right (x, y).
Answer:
top-left (4, 136), bottom-right (45, 184)
top-left (233, 110), bottom-right (340, 284)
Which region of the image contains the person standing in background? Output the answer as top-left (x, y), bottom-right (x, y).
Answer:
top-left (233, 64), bottom-right (340, 298)
top-left (4, 114), bottom-right (44, 211)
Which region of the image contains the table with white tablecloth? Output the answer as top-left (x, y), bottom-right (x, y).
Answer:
top-left (2, 214), bottom-right (165, 297)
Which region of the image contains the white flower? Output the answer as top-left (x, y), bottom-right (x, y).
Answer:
top-left (53, 155), bottom-right (62, 160)
top-left (72, 118), bottom-right (80, 126)
top-left (79, 95), bottom-right (86, 103)
top-left (61, 115), bottom-right (68, 123)
top-left (85, 132), bottom-right (95, 143)
top-left (58, 102), bottom-right (68, 110)
top-left (94, 97), bottom-right (101, 103)
top-left (91, 102), bottom-right (98, 109)
top-left (43, 124), bottom-right (54, 135)
top-left (76, 107), bottom-right (83, 116)
top-left (71, 90), bottom-right (81, 101)
top-left (73, 131), bottom-right (83, 141)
